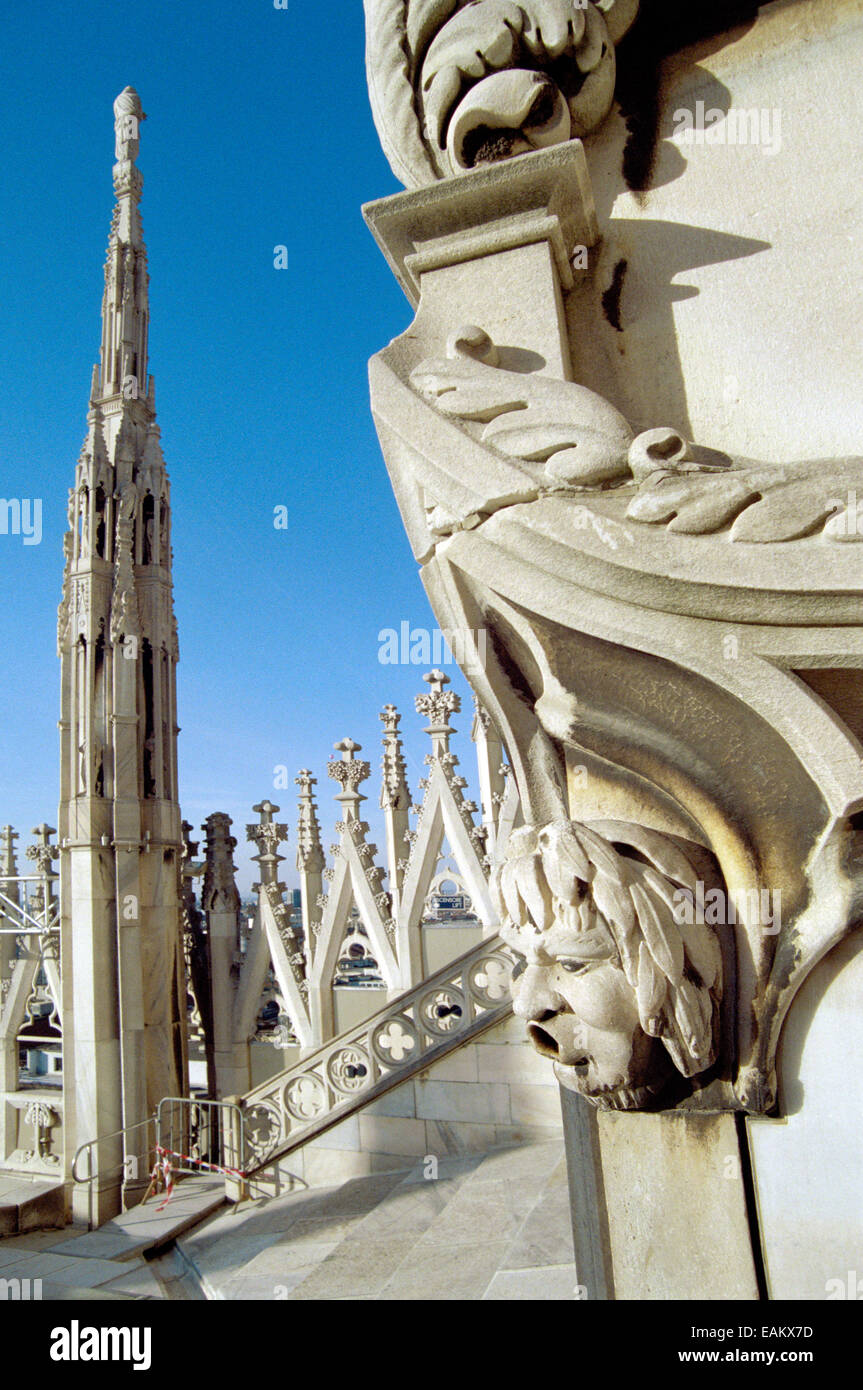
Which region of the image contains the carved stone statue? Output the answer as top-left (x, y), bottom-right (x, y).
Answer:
top-left (79, 496), bottom-right (90, 557)
top-left (495, 820), bottom-right (723, 1109)
top-left (113, 85), bottom-right (144, 164)
top-left (117, 483), bottom-right (137, 525)
top-left (365, 0), bottom-right (639, 184)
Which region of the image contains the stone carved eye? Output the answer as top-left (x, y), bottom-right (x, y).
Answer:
top-left (559, 958), bottom-right (591, 974)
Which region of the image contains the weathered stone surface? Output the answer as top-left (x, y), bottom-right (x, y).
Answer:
top-left (365, 0), bottom-right (639, 186)
top-left (596, 1111), bottom-right (759, 1299)
top-left (364, 5), bottom-right (863, 1114)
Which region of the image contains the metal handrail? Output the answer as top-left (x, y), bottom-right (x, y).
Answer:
top-left (71, 1115), bottom-right (154, 1184)
top-left (72, 1114), bottom-right (157, 1230)
top-left (71, 1098), bottom-right (247, 1229)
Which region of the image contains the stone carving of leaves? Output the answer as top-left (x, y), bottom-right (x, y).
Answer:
top-left (626, 457), bottom-right (863, 543)
top-left (365, 0), bottom-right (440, 187)
top-left (413, 334), bottom-right (863, 543)
top-left (421, 1), bottom-right (523, 147)
top-left (366, 0), bottom-right (639, 184)
top-left (411, 350), bottom-right (634, 487)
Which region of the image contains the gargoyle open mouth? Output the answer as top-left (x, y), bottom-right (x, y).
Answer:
top-left (528, 1020), bottom-right (560, 1056)
top-left (417, 0), bottom-right (624, 176)
top-left (366, 0), bottom-right (640, 187)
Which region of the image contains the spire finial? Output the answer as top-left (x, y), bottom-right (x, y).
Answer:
top-left (295, 771), bottom-right (324, 873)
top-left (114, 86), bottom-right (145, 164)
top-left (0, 826), bottom-right (19, 882)
top-left (380, 705), bottom-right (410, 810)
top-left (328, 739), bottom-right (371, 817)
top-left (246, 800), bottom-right (288, 889)
top-left (416, 669), bottom-right (461, 760)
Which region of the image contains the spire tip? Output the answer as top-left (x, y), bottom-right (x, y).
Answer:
top-left (114, 86), bottom-right (145, 163)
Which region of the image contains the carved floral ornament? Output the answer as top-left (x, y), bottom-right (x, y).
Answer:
top-left (412, 326), bottom-right (863, 545)
top-left (365, 0), bottom-right (639, 184)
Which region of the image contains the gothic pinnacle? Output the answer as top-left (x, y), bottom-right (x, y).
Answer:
top-left (113, 86), bottom-right (145, 165)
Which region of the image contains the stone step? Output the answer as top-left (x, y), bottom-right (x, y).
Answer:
top-left (53, 1174), bottom-right (226, 1263)
top-left (0, 1231), bottom-right (157, 1300)
top-left (177, 1140), bottom-right (577, 1300)
top-left (0, 1176), bottom-right (65, 1238)
top-left (0, 1176), bottom-right (227, 1300)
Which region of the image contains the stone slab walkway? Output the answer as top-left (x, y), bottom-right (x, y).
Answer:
top-left (179, 1141), bottom-right (577, 1300)
top-left (0, 1174), bottom-right (225, 1300)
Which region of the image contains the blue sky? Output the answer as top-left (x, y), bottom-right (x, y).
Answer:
top-left (0, 0), bottom-right (482, 890)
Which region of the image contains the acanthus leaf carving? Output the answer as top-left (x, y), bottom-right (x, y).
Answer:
top-left (625, 456), bottom-right (863, 543)
top-left (410, 327), bottom-right (863, 543)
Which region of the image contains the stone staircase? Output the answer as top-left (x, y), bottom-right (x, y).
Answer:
top-left (234, 934), bottom-right (519, 1182)
top-left (176, 1139), bottom-right (575, 1300)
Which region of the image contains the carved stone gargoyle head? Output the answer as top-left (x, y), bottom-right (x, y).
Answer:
top-left (494, 820), bottom-right (725, 1109)
top-left (365, 0), bottom-right (639, 184)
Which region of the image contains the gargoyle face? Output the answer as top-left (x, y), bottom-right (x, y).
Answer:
top-left (494, 820), bottom-right (723, 1110)
top-left (417, 0), bottom-right (639, 176)
top-left (510, 937), bottom-right (673, 1109)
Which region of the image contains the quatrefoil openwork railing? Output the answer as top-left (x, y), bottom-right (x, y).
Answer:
top-left (237, 935), bottom-right (518, 1178)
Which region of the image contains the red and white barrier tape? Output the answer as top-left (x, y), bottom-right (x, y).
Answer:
top-left (148, 1144), bottom-right (249, 1211)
